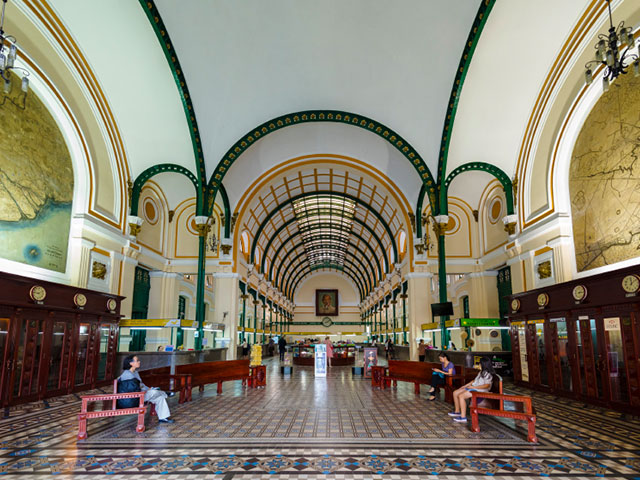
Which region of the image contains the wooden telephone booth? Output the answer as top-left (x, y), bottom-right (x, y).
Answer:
top-left (0, 272), bottom-right (122, 408)
top-left (508, 265), bottom-right (640, 413)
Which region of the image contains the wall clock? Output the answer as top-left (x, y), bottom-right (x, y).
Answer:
top-left (622, 274), bottom-right (640, 294)
top-left (572, 285), bottom-right (588, 302)
top-left (106, 298), bottom-right (117, 312)
top-left (29, 285), bottom-right (47, 302)
top-left (321, 317), bottom-right (333, 327)
top-left (510, 298), bottom-right (521, 312)
top-left (537, 293), bottom-right (549, 307)
top-left (74, 293), bottom-right (87, 308)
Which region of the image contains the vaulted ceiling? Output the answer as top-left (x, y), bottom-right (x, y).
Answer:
top-left (18, 0), bottom-right (640, 296)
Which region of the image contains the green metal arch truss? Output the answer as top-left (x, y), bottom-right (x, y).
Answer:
top-left (217, 184), bottom-right (232, 238)
top-left (282, 253), bottom-right (370, 300)
top-left (436, 0), bottom-right (496, 200)
top-left (250, 191), bottom-right (397, 268)
top-left (206, 110), bottom-right (437, 212)
top-left (264, 217), bottom-right (385, 281)
top-left (138, 1), bottom-right (208, 212)
top-left (275, 240), bottom-right (377, 297)
top-left (441, 162), bottom-right (514, 216)
top-left (130, 163), bottom-right (199, 216)
top-left (270, 228), bottom-right (383, 287)
top-left (287, 262), bottom-right (366, 301)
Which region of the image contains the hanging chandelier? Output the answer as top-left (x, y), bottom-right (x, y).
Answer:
top-left (0, 0), bottom-right (30, 105)
top-left (585, 0), bottom-right (639, 91)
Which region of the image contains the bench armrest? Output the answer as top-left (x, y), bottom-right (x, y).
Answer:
top-left (470, 391), bottom-right (534, 414)
top-left (80, 391), bottom-right (145, 413)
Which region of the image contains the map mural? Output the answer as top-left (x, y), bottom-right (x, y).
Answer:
top-left (0, 73), bottom-right (73, 273)
top-left (569, 72), bottom-right (640, 272)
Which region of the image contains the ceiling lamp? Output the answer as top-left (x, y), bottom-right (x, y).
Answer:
top-left (0, 0), bottom-right (30, 104)
top-left (584, 0), bottom-right (639, 91)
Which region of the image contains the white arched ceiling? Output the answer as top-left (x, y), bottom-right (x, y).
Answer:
top-left (47, 0), bottom-right (195, 178)
top-left (153, 173), bottom-right (198, 212)
top-left (445, 0), bottom-right (589, 178)
top-left (223, 123), bottom-right (422, 209)
top-left (154, 0), bottom-right (481, 176)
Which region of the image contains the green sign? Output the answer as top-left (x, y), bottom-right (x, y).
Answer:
top-left (460, 318), bottom-right (500, 327)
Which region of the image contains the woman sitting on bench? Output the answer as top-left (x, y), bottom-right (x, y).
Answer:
top-left (427, 352), bottom-right (456, 401)
top-left (119, 355), bottom-right (175, 424)
top-left (449, 356), bottom-right (494, 423)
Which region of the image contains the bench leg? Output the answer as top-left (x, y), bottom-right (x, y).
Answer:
top-left (527, 416), bottom-right (537, 443)
top-left (136, 409), bottom-right (146, 433)
top-left (414, 383), bottom-right (420, 395)
top-left (393, 380), bottom-right (398, 389)
top-left (470, 408), bottom-right (480, 433)
top-left (217, 381), bottom-right (222, 394)
top-left (77, 414), bottom-right (87, 440)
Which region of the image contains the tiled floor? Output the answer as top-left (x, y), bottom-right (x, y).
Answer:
top-left (1, 357), bottom-right (639, 479)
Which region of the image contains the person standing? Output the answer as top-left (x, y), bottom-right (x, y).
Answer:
top-left (241, 339), bottom-right (249, 359)
top-left (324, 336), bottom-right (334, 367)
top-left (118, 355), bottom-right (174, 423)
top-left (278, 335), bottom-right (287, 361)
top-left (418, 339), bottom-right (427, 362)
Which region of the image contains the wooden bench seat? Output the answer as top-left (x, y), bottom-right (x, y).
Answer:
top-left (147, 359), bottom-right (253, 395)
top-left (139, 372), bottom-right (191, 404)
top-left (469, 375), bottom-right (537, 443)
top-left (378, 361), bottom-right (466, 402)
top-left (77, 379), bottom-right (146, 440)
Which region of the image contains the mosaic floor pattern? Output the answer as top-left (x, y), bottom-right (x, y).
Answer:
top-left (1, 357), bottom-right (639, 479)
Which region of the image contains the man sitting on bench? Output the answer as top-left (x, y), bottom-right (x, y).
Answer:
top-left (119, 355), bottom-right (175, 424)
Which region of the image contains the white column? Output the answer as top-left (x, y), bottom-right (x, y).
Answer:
top-left (406, 271), bottom-right (433, 359)
top-left (214, 273), bottom-right (240, 359)
top-left (68, 237), bottom-right (95, 288)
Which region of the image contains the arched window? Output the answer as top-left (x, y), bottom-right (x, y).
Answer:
top-left (397, 230), bottom-right (407, 261)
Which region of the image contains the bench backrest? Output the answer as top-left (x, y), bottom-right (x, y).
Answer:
top-left (388, 360), bottom-right (432, 379)
top-left (175, 359), bottom-right (250, 380)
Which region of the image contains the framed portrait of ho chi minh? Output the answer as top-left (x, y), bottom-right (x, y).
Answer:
top-left (316, 289), bottom-right (338, 316)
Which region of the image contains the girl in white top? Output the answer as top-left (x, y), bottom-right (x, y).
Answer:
top-left (449, 356), bottom-right (495, 422)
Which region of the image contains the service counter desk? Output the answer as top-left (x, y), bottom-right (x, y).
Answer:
top-left (116, 348), bottom-right (227, 374)
top-left (331, 344), bottom-right (356, 366)
top-left (424, 350), bottom-right (513, 377)
top-left (291, 345), bottom-right (314, 365)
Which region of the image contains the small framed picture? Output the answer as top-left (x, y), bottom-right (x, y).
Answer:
top-left (316, 289), bottom-right (338, 316)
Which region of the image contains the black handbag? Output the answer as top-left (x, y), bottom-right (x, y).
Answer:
top-left (116, 377), bottom-right (141, 409)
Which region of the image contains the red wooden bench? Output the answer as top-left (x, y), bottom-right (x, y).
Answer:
top-left (139, 372), bottom-right (192, 404)
top-left (77, 379), bottom-right (146, 440)
top-left (469, 375), bottom-right (538, 443)
top-left (376, 361), bottom-right (464, 402)
top-left (148, 359), bottom-right (253, 395)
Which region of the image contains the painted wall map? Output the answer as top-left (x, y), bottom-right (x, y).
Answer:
top-left (569, 72), bottom-right (640, 272)
top-left (0, 73), bottom-right (73, 272)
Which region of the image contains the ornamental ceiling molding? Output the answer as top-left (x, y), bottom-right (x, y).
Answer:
top-left (23, 0), bottom-right (131, 231)
top-left (436, 0), bottom-right (496, 191)
top-left (138, 0), bottom-right (207, 208)
top-left (206, 110), bottom-right (437, 209)
top-left (515, 0), bottom-right (605, 229)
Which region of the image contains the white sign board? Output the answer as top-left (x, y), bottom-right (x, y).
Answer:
top-left (604, 317), bottom-right (620, 331)
top-left (314, 343), bottom-right (327, 377)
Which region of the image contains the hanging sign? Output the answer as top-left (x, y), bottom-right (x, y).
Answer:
top-left (604, 317), bottom-right (620, 331)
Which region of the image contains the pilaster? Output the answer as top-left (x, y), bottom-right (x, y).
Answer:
top-left (214, 273), bottom-right (240, 359)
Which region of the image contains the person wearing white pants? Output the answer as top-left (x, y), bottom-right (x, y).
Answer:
top-left (119, 355), bottom-right (174, 423)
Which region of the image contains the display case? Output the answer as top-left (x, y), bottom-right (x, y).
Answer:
top-left (332, 344), bottom-right (356, 366)
top-left (292, 344), bottom-right (315, 365)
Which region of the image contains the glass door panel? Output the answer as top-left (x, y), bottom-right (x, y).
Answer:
top-left (576, 317), bottom-right (601, 399)
top-left (555, 319), bottom-right (572, 391)
top-left (96, 325), bottom-right (110, 381)
top-left (46, 322), bottom-right (67, 391)
top-left (517, 324), bottom-right (529, 382)
top-left (534, 322), bottom-right (548, 386)
top-left (75, 323), bottom-right (90, 386)
top-left (603, 317), bottom-right (629, 404)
